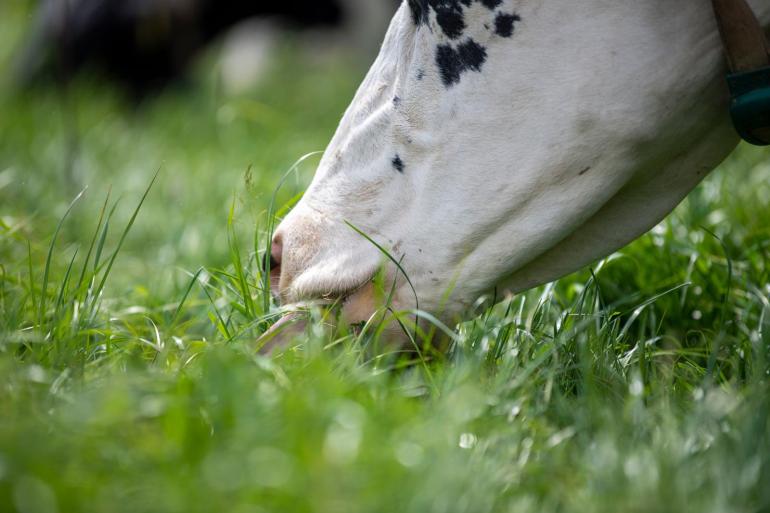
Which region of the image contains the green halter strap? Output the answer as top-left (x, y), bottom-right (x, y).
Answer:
top-left (712, 0), bottom-right (770, 145)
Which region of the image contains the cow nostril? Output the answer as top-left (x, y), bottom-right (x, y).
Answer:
top-left (268, 234), bottom-right (283, 272)
top-left (263, 251), bottom-right (279, 273)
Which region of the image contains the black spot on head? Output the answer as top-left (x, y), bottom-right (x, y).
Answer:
top-left (479, 0), bottom-right (502, 9)
top-left (436, 44), bottom-right (462, 87)
top-left (494, 12), bottom-right (520, 38)
top-left (415, 1), bottom-right (519, 87)
top-left (408, 0), bottom-right (429, 25)
top-left (434, 4), bottom-right (466, 39)
top-left (392, 154), bottom-right (405, 173)
top-left (457, 39), bottom-right (487, 71)
top-left (436, 38), bottom-right (487, 87)
top-left (393, 95), bottom-right (401, 106)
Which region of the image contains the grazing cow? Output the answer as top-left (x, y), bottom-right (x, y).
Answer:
top-left (267, 0), bottom-right (770, 339)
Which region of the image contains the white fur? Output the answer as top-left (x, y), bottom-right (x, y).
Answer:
top-left (273, 0), bottom-right (770, 321)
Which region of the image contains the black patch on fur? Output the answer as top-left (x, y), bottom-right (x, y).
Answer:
top-left (479, 0), bottom-right (502, 9)
top-left (410, 1), bottom-right (521, 87)
top-left (392, 154), bottom-right (405, 173)
top-left (457, 39), bottom-right (487, 71)
top-left (429, 0), bottom-right (467, 39)
top-left (436, 44), bottom-right (462, 86)
top-left (436, 39), bottom-right (487, 87)
top-left (408, 0), bottom-right (428, 25)
top-left (435, 7), bottom-right (466, 38)
top-left (393, 95), bottom-right (401, 106)
top-left (494, 12), bottom-right (520, 38)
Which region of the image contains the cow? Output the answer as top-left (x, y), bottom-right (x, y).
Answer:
top-left (266, 0), bottom-right (770, 345)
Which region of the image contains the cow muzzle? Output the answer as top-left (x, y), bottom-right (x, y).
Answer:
top-left (258, 202), bottom-right (420, 352)
top-left (267, 203), bottom-right (383, 303)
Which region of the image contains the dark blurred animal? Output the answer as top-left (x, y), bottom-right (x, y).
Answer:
top-left (17, 0), bottom-right (398, 98)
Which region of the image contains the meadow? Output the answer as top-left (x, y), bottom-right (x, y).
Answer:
top-left (1, 2), bottom-right (770, 512)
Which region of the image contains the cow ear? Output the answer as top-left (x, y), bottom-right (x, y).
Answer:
top-left (407, 0), bottom-right (428, 25)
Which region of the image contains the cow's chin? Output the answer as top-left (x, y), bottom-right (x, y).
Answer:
top-left (275, 250), bottom-right (381, 306)
top-left (260, 279), bottom-right (414, 354)
top-left (266, 236), bottom-right (424, 351)
top-left (264, 264), bottom-right (415, 353)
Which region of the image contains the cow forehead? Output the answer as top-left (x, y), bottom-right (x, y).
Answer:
top-left (307, 0), bottom-right (527, 192)
top-left (407, 0), bottom-right (522, 88)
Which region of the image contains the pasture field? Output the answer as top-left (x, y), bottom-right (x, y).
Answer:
top-left (2, 3), bottom-right (770, 512)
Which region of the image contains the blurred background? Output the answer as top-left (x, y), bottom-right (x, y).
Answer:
top-left (0, 0), bottom-right (400, 297)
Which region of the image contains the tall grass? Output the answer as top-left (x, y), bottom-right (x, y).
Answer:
top-left (1, 164), bottom-right (768, 513)
top-left (0, 7), bottom-right (768, 507)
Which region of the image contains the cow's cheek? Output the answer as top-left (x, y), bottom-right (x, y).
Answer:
top-left (341, 283), bottom-right (420, 349)
top-left (340, 283), bottom-right (381, 326)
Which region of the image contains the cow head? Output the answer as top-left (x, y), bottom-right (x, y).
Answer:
top-left (269, 0), bottom-right (742, 332)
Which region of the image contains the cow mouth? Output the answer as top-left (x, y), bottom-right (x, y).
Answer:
top-left (294, 277), bottom-right (375, 308)
top-left (326, 268), bottom-right (380, 300)
top-left (258, 276), bottom-right (377, 354)
top-left (270, 257), bottom-right (378, 305)
top-left (270, 266), bottom-right (379, 315)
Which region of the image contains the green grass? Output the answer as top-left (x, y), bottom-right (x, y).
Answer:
top-left (2, 3), bottom-right (770, 512)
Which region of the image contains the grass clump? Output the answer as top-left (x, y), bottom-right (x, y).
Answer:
top-left (1, 3), bottom-right (770, 511)
top-left (2, 139), bottom-right (769, 513)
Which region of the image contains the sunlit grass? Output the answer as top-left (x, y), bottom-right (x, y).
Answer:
top-left (1, 3), bottom-right (770, 511)
top-left (2, 119), bottom-right (769, 512)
